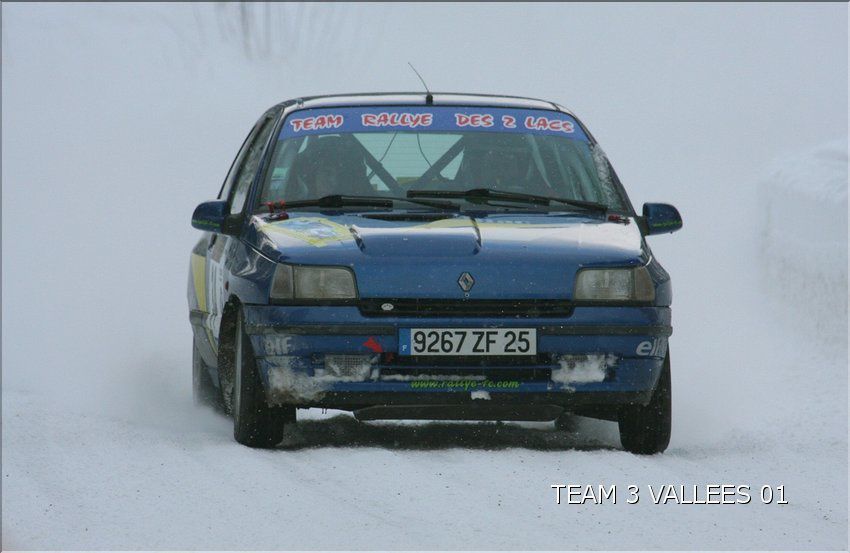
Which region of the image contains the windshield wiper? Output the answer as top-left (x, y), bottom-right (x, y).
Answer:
top-left (407, 188), bottom-right (607, 213)
top-left (379, 196), bottom-right (461, 211)
top-left (275, 195), bottom-right (394, 210)
top-left (264, 194), bottom-right (460, 212)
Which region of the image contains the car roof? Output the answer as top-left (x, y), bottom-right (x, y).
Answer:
top-left (272, 92), bottom-right (574, 116)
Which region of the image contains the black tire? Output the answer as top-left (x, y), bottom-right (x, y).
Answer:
top-left (232, 308), bottom-right (295, 448)
top-left (618, 352), bottom-right (672, 454)
top-left (193, 340), bottom-right (223, 410)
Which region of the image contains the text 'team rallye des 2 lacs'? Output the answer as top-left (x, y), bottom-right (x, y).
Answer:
top-left (187, 93), bottom-right (682, 452)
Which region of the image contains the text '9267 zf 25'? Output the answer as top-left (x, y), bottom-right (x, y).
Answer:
top-left (187, 92), bottom-right (682, 453)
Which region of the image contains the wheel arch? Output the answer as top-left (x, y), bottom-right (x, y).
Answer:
top-left (216, 294), bottom-right (245, 411)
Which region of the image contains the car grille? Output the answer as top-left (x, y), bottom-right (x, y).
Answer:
top-left (375, 353), bottom-right (555, 382)
top-left (358, 299), bottom-right (574, 318)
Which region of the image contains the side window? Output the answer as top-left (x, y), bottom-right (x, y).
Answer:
top-left (229, 116), bottom-right (276, 214)
top-left (218, 125), bottom-right (257, 201)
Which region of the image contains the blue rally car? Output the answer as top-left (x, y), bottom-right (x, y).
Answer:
top-left (188, 93), bottom-right (682, 453)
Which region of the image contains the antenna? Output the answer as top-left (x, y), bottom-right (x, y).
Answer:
top-left (408, 62), bottom-right (433, 105)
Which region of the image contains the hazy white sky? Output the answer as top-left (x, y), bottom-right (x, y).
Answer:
top-left (3, 3), bottom-right (846, 193)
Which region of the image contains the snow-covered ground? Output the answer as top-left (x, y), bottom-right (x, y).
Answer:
top-left (4, 307), bottom-right (846, 549)
top-left (2, 4), bottom-right (847, 550)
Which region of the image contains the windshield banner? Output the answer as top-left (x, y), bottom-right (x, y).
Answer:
top-left (279, 106), bottom-right (589, 142)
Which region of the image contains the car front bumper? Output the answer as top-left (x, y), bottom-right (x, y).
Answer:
top-left (239, 304), bottom-right (671, 416)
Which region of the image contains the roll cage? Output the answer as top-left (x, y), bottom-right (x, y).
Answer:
top-left (221, 94), bottom-right (638, 237)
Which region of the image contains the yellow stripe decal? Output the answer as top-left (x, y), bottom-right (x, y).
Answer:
top-left (190, 254), bottom-right (207, 312)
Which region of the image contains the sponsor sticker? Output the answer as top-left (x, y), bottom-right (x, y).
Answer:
top-left (261, 217), bottom-right (354, 247)
top-left (279, 106), bottom-right (588, 141)
top-left (362, 112), bottom-right (433, 128)
top-left (288, 114), bottom-right (344, 132)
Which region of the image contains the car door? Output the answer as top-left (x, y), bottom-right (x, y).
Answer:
top-left (206, 113), bottom-right (278, 347)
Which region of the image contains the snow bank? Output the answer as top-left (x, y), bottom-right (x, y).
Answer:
top-left (757, 139), bottom-right (848, 342)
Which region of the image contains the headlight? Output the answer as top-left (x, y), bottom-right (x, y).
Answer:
top-left (574, 266), bottom-right (655, 302)
top-left (270, 264), bottom-right (357, 300)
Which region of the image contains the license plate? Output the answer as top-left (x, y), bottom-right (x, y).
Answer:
top-left (399, 328), bottom-right (537, 356)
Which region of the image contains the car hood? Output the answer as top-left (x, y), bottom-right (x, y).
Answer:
top-left (248, 212), bottom-right (647, 299)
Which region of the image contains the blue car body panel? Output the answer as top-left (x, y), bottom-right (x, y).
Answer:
top-left (187, 93), bottom-right (675, 419)
top-left (247, 212), bottom-right (666, 299)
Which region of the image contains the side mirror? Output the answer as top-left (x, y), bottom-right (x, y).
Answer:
top-left (642, 203), bottom-right (682, 235)
top-left (191, 200), bottom-right (228, 233)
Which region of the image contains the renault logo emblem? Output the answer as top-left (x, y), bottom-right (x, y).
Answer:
top-left (457, 272), bottom-right (475, 292)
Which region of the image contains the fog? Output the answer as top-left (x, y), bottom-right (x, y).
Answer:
top-left (2, 3), bottom-right (847, 549)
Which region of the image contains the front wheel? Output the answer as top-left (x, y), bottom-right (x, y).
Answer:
top-left (618, 352), bottom-right (672, 454)
top-left (232, 308), bottom-right (295, 448)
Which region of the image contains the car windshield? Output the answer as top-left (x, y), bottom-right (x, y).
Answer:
top-left (257, 106), bottom-right (627, 211)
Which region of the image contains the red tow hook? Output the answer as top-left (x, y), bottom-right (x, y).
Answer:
top-left (363, 337), bottom-right (383, 353)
